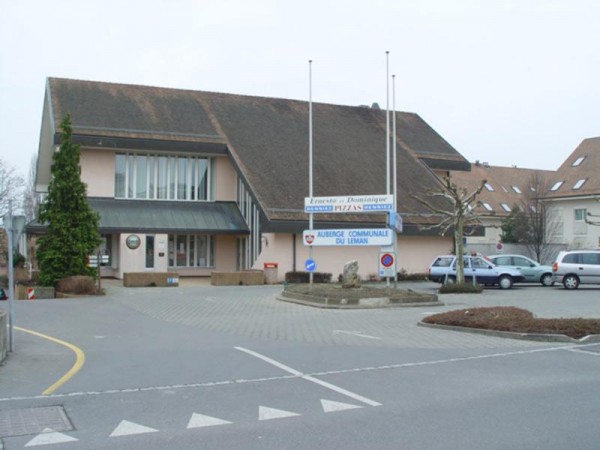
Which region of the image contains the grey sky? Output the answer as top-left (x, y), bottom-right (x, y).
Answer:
top-left (1, 0), bottom-right (598, 178)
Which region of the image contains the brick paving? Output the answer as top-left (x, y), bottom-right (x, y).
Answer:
top-left (104, 281), bottom-right (555, 349)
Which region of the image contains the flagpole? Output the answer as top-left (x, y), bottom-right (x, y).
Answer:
top-left (308, 60), bottom-right (314, 291)
top-left (385, 51), bottom-right (390, 196)
top-left (392, 74), bottom-right (398, 287)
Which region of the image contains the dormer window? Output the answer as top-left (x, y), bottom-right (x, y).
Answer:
top-left (573, 179), bottom-right (587, 190)
top-left (572, 156), bottom-right (586, 167)
top-left (511, 186), bottom-right (522, 194)
top-left (550, 181), bottom-right (564, 192)
top-left (482, 202), bottom-right (493, 211)
top-left (484, 183), bottom-right (494, 191)
top-left (501, 203), bottom-right (512, 212)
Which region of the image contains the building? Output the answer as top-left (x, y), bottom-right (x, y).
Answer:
top-left (33, 77), bottom-right (472, 280)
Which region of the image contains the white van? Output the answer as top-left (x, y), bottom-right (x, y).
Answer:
top-left (552, 250), bottom-right (600, 289)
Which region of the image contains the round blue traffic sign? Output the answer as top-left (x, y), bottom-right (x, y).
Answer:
top-left (305, 259), bottom-right (316, 272)
top-left (380, 253), bottom-right (394, 268)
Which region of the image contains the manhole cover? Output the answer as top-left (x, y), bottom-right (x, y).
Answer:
top-left (0, 406), bottom-right (73, 437)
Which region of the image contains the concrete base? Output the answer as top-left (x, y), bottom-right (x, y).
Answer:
top-left (211, 271), bottom-right (265, 286)
top-left (123, 272), bottom-right (179, 287)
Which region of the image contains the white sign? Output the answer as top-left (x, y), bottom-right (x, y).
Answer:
top-left (303, 229), bottom-right (393, 246)
top-left (304, 195), bottom-right (394, 213)
top-left (378, 252), bottom-right (397, 277)
top-left (388, 212), bottom-right (403, 233)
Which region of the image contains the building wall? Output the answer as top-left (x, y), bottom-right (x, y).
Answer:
top-left (117, 233), bottom-right (168, 278)
top-left (252, 232), bottom-right (453, 280)
top-left (551, 198), bottom-right (600, 249)
top-left (80, 148), bottom-right (115, 197)
top-left (214, 156), bottom-right (237, 201)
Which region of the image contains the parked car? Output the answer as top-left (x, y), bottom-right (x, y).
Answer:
top-left (486, 254), bottom-right (554, 286)
top-left (428, 255), bottom-right (525, 289)
top-left (552, 250), bottom-right (600, 289)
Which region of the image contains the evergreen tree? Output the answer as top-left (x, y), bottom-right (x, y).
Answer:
top-left (36, 114), bottom-right (100, 286)
top-left (500, 206), bottom-right (529, 243)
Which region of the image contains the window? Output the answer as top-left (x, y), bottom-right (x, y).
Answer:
top-left (115, 153), bottom-right (211, 201)
top-left (494, 256), bottom-right (511, 266)
top-left (511, 186), bottom-right (522, 194)
top-left (550, 181), bottom-right (564, 192)
top-left (572, 156), bottom-right (586, 167)
top-left (575, 208), bottom-right (587, 222)
top-left (484, 183), bottom-right (494, 192)
top-left (482, 202), bottom-right (493, 211)
top-left (573, 179), bottom-right (587, 190)
top-left (500, 203), bottom-right (511, 212)
top-left (168, 234), bottom-right (214, 268)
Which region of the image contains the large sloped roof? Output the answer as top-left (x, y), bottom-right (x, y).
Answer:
top-left (44, 77), bottom-right (470, 226)
top-left (451, 163), bottom-right (554, 217)
top-left (544, 137), bottom-right (600, 199)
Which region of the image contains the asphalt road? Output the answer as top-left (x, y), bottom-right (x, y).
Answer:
top-left (1, 281), bottom-right (599, 449)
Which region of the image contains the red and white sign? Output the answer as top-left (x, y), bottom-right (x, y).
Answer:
top-left (378, 252), bottom-right (396, 277)
top-left (27, 288), bottom-right (35, 300)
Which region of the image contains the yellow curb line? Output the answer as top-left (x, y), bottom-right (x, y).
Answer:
top-left (14, 326), bottom-right (85, 395)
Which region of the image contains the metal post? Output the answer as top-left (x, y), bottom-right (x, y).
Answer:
top-left (308, 60), bottom-right (314, 291)
top-left (392, 75), bottom-right (398, 287)
top-left (7, 200), bottom-right (14, 352)
top-left (385, 51), bottom-right (390, 288)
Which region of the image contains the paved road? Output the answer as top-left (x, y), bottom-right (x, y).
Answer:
top-left (1, 282), bottom-right (599, 449)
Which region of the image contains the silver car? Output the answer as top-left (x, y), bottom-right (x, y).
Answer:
top-left (552, 250), bottom-right (600, 289)
top-left (487, 254), bottom-right (554, 286)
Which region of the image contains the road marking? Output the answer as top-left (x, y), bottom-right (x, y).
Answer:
top-left (110, 420), bottom-right (158, 437)
top-left (333, 330), bottom-right (381, 340)
top-left (258, 406), bottom-right (300, 421)
top-left (25, 428), bottom-right (78, 447)
top-left (235, 346), bottom-right (382, 407)
top-left (15, 326), bottom-right (85, 395)
top-left (187, 413), bottom-right (231, 428)
top-left (565, 347), bottom-right (600, 356)
top-left (1, 343), bottom-right (587, 404)
top-left (321, 399), bottom-right (362, 413)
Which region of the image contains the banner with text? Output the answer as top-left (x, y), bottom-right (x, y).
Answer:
top-left (304, 194), bottom-right (394, 213)
top-left (303, 229), bottom-right (393, 246)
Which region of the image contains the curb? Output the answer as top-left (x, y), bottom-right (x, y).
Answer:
top-left (277, 295), bottom-right (444, 309)
top-left (418, 321), bottom-right (600, 344)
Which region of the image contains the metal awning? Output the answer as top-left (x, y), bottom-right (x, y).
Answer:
top-left (28, 198), bottom-right (249, 235)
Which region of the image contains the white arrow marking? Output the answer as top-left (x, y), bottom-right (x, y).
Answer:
top-left (109, 420), bottom-right (158, 437)
top-left (258, 406), bottom-right (301, 421)
top-left (187, 413), bottom-right (232, 428)
top-left (321, 399), bottom-right (363, 413)
top-left (25, 428), bottom-right (79, 446)
top-left (332, 330), bottom-right (381, 340)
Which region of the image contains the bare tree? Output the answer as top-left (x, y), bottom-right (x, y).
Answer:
top-left (411, 175), bottom-right (486, 284)
top-left (521, 173), bottom-right (560, 263)
top-left (585, 197), bottom-right (600, 226)
top-left (0, 158), bottom-right (25, 218)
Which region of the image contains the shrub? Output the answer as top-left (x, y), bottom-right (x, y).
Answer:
top-left (56, 275), bottom-right (98, 295)
top-left (0, 275), bottom-right (7, 288)
top-left (438, 282), bottom-right (483, 294)
top-left (285, 271), bottom-right (332, 284)
top-left (397, 270), bottom-right (428, 281)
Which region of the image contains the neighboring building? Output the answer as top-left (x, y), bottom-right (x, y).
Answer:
top-left (450, 162), bottom-right (554, 246)
top-left (543, 138), bottom-right (600, 249)
top-left (31, 78), bottom-right (473, 280)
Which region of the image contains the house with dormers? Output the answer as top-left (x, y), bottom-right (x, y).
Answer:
top-left (543, 138), bottom-right (600, 249)
top-left (32, 77), bottom-right (472, 280)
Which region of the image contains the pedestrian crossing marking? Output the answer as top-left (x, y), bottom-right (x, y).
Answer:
top-left (187, 413), bottom-right (232, 428)
top-left (25, 428), bottom-right (79, 446)
top-left (109, 420), bottom-right (159, 437)
top-left (321, 399), bottom-right (363, 413)
top-left (258, 406), bottom-right (301, 421)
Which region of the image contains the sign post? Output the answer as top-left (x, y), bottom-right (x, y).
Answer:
top-left (378, 252), bottom-right (396, 278)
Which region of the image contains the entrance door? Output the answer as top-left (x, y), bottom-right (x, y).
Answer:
top-left (146, 235), bottom-right (155, 269)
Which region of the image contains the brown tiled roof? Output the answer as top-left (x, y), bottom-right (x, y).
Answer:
top-left (544, 137), bottom-right (600, 199)
top-left (46, 77), bottom-right (470, 226)
top-left (451, 163), bottom-right (554, 217)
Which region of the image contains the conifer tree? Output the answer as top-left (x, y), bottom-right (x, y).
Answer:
top-left (36, 114), bottom-right (100, 286)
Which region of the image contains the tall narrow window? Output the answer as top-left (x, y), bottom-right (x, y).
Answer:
top-left (115, 154), bottom-right (126, 197)
top-left (135, 155), bottom-right (147, 199)
top-left (157, 156), bottom-right (167, 199)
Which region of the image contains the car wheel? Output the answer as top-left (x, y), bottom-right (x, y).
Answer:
top-left (563, 274), bottom-right (579, 290)
top-left (541, 273), bottom-right (554, 287)
top-left (498, 275), bottom-right (513, 289)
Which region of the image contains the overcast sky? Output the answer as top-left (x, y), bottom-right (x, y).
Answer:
top-left (1, 0), bottom-right (598, 179)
